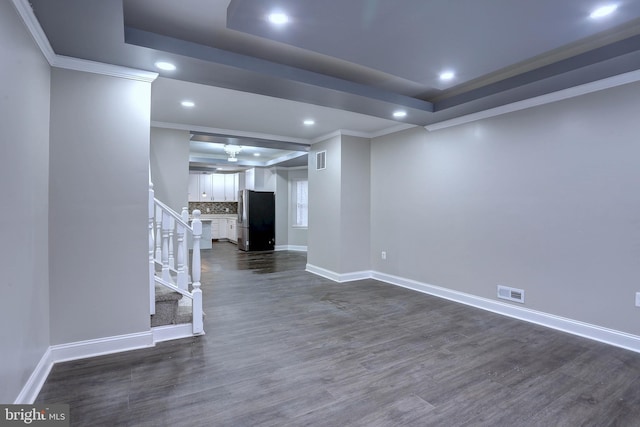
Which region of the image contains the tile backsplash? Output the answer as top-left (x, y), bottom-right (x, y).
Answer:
top-left (189, 202), bottom-right (238, 215)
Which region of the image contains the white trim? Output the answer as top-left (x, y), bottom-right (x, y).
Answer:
top-left (305, 264), bottom-right (372, 283)
top-left (371, 271), bottom-right (640, 354)
top-left (11, 0), bottom-right (56, 64)
top-left (304, 266), bottom-right (640, 353)
top-left (275, 245), bottom-right (308, 252)
top-left (49, 331), bottom-right (154, 364)
top-left (15, 331), bottom-right (156, 403)
top-left (310, 124), bottom-right (416, 144)
top-left (152, 121), bottom-right (311, 145)
top-left (425, 69), bottom-right (640, 132)
top-left (368, 123), bottom-right (416, 138)
top-left (14, 348), bottom-right (54, 404)
top-left (152, 324), bottom-right (196, 343)
top-left (52, 56), bottom-right (158, 83)
top-left (311, 130), bottom-right (341, 144)
top-left (11, 0), bottom-right (158, 83)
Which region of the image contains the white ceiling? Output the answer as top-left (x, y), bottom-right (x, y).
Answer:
top-left (28, 0), bottom-right (640, 168)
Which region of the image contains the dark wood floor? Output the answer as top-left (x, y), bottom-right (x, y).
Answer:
top-left (37, 242), bottom-right (640, 426)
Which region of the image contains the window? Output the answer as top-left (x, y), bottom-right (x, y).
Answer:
top-left (293, 179), bottom-right (308, 227)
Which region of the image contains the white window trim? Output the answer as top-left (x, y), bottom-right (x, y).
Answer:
top-left (291, 179), bottom-right (308, 229)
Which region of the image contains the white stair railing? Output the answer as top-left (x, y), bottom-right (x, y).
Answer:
top-left (148, 182), bottom-right (204, 335)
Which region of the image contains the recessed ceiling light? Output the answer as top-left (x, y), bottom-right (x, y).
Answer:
top-left (393, 111), bottom-right (407, 118)
top-left (155, 61), bottom-right (176, 71)
top-left (268, 12), bottom-right (289, 25)
top-left (440, 71), bottom-right (455, 81)
top-left (254, 153), bottom-right (261, 157)
top-left (303, 119), bottom-right (315, 125)
top-left (181, 101), bottom-right (195, 108)
top-left (590, 4), bottom-right (618, 18)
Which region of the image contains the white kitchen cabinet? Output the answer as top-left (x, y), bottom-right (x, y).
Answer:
top-left (228, 218), bottom-right (237, 243)
top-left (219, 218), bottom-right (228, 240)
top-left (210, 219), bottom-right (220, 239)
top-left (200, 174), bottom-right (215, 201)
top-left (211, 174), bottom-right (225, 201)
top-left (225, 174), bottom-right (238, 201)
top-left (188, 174), bottom-right (200, 202)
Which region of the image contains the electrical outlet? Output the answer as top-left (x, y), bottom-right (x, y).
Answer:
top-left (381, 251), bottom-right (386, 260)
top-left (635, 292), bottom-right (640, 307)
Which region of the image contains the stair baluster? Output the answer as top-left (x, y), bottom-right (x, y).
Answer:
top-left (148, 183), bottom-right (156, 315)
top-left (161, 210), bottom-right (172, 283)
top-left (191, 210), bottom-right (203, 334)
top-left (176, 218), bottom-right (187, 290)
top-left (155, 206), bottom-right (162, 261)
top-left (168, 217), bottom-right (175, 270)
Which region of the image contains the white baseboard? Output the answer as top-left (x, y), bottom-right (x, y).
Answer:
top-left (14, 348), bottom-right (54, 404)
top-left (152, 324), bottom-right (201, 342)
top-left (305, 264), bottom-right (372, 283)
top-left (49, 331), bottom-right (154, 364)
top-left (275, 245), bottom-right (308, 252)
top-left (304, 265), bottom-right (640, 354)
top-left (14, 330), bottom-right (155, 404)
top-left (372, 271), bottom-right (640, 354)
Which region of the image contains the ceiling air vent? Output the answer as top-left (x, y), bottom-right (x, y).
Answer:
top-left (497, 285), bottom-right (525, 304)
top-left (316, 150), bottom-right (327, 170)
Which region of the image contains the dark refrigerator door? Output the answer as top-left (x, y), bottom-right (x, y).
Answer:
top-left (247, 191), bottom-right (275, 251)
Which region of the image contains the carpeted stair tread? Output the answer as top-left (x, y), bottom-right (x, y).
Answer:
top-left (154, 284), bottom-right (183, 302)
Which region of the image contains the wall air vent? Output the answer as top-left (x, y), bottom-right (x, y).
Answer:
top-left (316, 150), bottom-right (327, 170)
top-left (497, 285), bottom-right (525, 304)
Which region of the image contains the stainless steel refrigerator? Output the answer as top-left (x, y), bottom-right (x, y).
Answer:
top-left (237, 190), bottom-right (275, 251)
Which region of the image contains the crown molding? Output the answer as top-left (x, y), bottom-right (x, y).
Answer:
top-left (11, 0), bottom-right (55, 64)
top-left (13, 0), bottom-right (157, 83)
top-left (425, 68), bottom-right (640, 132)
top-left (152, 121), bottom-right (311, 145)
top-left (368, 123), bottom-right (416, 138)
top-left (52, 55), bottom-right (158, 83)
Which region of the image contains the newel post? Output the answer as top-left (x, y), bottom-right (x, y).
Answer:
top-left (191, 210), bottom-right (203, 334)
top-left (148, 183), bottom-right (156, 315)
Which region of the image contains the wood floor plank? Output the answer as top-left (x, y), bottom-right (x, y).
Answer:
top-left (36, 242), bottom-right (640, 426)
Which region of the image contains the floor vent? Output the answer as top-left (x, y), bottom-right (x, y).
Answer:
top-left (497, 285), bottom-right (525, 304)
top-left (316, 150), bottom-right (327, 170)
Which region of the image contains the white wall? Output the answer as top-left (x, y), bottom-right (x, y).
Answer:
top-left (371, 82), bottom-right (640, 336)
top-left (340, 136), bottom-right (370, 273)
top-left (150, 127), bottom-right (190, 212)
top-left (0, 0), bottom-right (51, 403)
top-left (308, 134), bottom-right (370, 274)
top-left (308, 136), bottom-right (342, 272)
top-left (49, 68), bottom-right (152, 344)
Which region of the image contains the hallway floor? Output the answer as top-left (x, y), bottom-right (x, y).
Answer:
top-left (36, 242), bottom-right (640, 426)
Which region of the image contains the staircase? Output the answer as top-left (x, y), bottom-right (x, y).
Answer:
top-left (149, 182), bottom-right (204, 336)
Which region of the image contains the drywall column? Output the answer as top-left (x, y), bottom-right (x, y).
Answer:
top-left (339, 136), bottom-right (370, 273)
top-left (0, 0), bottom-right (51, 403)
top-left (49, 68), bottom-right (152, 345)
top-left (150, 127), bottom-right (190, 212)
top-left (308, 134), bottom-right (370, 277)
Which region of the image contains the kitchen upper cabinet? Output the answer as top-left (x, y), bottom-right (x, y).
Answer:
top-left (199, 174), bottom-right (214, 201)
top-left (188, 174), bottom-right (200, 202)
top-left (225, 174), bottom-right (238, 201)
top-left (211, 174), bottom-right (225, 201)
top-left (188, 172), bottom-right (239, 202)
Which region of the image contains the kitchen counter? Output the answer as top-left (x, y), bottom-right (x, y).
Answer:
top-left (191, 214), bottom-right (237, 221)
